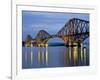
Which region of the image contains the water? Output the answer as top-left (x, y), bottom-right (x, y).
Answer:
top-left (22, 44), bottom-right (89, 69)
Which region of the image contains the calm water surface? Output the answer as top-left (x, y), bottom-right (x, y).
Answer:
top-left (22, 44), bottom-right (89, 69)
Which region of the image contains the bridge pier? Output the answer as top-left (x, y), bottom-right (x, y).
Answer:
top-left (77, 42), bottom-right (86, 66)
top-left (80, 43), bottom-right (84, 65)
top-left (25, 44), bottom-right (28, 63)
top-left (37, 44), bottom-right (48, 65)
top-left (83, 47), bottom-right (87, 65)
top-left (42, 46), bottom-right (44, 64)
top-left (65, 40), bottom-right (85, 66)
top-left (73, 42), bottom-right (78, 65)
top-left (45, 44), bottom-right (48, 65)
top-left (69, 42), bottom-right (79, 66)
top-left (38, 44), bottom-right (40, 64)
top-left (77, 42), bottom-right (81, 65)
top-left (68, 40), bottom-right (74, 65)
top-left (30, 43), bottom-right (33, 65)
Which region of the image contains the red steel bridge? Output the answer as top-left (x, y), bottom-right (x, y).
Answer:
top-left (25, 18), bottom-right (89, 46)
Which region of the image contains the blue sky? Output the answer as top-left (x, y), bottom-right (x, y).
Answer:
top-left (22, 11), bottom-right (89, 42)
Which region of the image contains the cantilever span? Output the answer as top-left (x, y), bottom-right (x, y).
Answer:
top-left (57, 18), bottom-right (89, 42)
top-left (25, 18), bottom-right (89, 45)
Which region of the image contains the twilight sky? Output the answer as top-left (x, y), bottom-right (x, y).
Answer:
top-left (22, 11), bottom-right (89, 41)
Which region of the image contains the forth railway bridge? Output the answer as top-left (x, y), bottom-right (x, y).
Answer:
top-left (22, 18), bottom-right (89, 67)
top-left (24, 18), bottom-right (89, 47)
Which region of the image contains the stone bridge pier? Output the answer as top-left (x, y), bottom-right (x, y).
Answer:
top-left (64, 39), bottom-right (86, 66)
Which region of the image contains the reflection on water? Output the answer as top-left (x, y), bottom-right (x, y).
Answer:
top-left (22, 43), bottom-right (89, 69)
